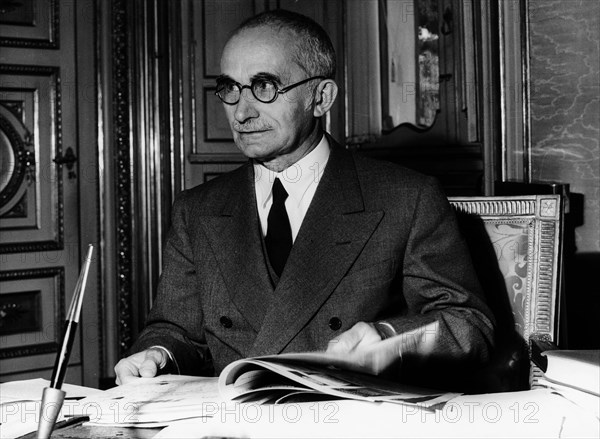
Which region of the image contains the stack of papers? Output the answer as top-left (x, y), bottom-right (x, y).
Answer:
top-left (536, 350), bottom-right (600, 419)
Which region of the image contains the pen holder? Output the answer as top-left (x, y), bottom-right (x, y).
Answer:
top-left (37, 387), bottom-right (66, 439)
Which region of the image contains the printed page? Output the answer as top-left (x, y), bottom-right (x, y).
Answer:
top-left (219, 353), bottom-right (458, 407)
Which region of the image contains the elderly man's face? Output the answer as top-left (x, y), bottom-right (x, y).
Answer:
top-left (220, 26), bottom-right (319, 166)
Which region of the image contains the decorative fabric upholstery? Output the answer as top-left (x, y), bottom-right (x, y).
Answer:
top-left (485, 221), bottom-right (530, 335)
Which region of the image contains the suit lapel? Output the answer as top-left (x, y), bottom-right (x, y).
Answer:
top-left (198, 164), bottom-right (273, 333)
top-left (249, 148), bottom-right (384, 357)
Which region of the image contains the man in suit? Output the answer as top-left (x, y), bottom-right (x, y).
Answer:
top-left (115, 10), bottom-right (495, 388)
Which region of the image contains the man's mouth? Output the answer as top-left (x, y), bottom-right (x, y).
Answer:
top-left (237, 129), bottom-right (268, 135)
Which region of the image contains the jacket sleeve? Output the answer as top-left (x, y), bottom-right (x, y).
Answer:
top-left (384, 178), bottom-right (495, 386)
top-left (128, 192), bottom-right (214, 377)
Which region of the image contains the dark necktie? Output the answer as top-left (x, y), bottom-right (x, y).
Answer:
top-left (265, 178), bottom-right (292, 277)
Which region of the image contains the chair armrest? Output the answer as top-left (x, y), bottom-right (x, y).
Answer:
top-left (530, 336), bottom-right (559, 372)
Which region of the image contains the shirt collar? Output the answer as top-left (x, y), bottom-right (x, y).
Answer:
top-left (254, 135), bottom-right (330, 209)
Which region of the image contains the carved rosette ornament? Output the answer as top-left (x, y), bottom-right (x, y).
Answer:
top-left (0, 104), bottom-right (36, 217)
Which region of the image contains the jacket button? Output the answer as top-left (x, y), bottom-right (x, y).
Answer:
top-left (328, 317), bottom-right (342, 331)
top-left (220, 316), bottom-right (233, 328)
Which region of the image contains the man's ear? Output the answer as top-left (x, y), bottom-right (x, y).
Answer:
top-left (313, 79), bottom-right (338, 117)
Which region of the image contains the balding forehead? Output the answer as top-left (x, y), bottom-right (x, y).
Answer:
top-left (221, 27), bottom-right (301, 79)
top-left (226, 25), bottom-right (296, 52)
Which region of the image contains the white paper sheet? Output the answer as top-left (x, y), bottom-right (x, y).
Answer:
top-left (72, 374), bottom-right (222, 427)
top-left (0, 378), bottom-right (103, 439)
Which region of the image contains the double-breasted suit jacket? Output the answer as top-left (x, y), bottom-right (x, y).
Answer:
top-left (132, 144), bottom-right (495, 382)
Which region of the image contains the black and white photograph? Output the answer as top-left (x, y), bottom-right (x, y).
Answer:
top-left (0, 1), bottom-right (598, 438)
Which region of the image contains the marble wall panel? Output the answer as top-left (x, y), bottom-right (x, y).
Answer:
top-left (528, 0), bottom-right (599, 252)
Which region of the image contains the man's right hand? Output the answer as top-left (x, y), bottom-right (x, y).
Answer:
top-left (114, 348), bottom-right (168, 385)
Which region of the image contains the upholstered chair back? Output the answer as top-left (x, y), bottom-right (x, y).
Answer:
top-left (449, 195), bottom-right (564, 392)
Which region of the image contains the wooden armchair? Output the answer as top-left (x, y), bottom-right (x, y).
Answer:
top-left (449, 195), bottom-right (564, 392)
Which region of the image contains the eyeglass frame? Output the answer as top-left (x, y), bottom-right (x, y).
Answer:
top-left (215, 75), bottom-right (327, 105)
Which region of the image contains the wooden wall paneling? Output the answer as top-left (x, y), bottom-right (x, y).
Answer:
top-left (103, 0), bottom-right (146, 359)
top-left (0, 0), bottom-right (101, 386)
top-left (0, 268), bottom-right (65, 360)
top-left (183, 0), bottom-right (260, 189)
top-left (101, 0), bottom-right (176, 360)
top-left (189, 0), bottom-right (255, 160)
top-left (355, 0), bottom-right (501, 196)
top-left (164, 0), bottom-right (185, 201)
top-left (0, 100), bottom-right (35, 223)
top-left (129, 0), bottom-right (165, 344)
top-left (0, 0), bottom-right (59, 49)
top-left (75, 0), bottom-right (102, 387)
top-left (97, 0), bottom-right (120, 377)
top-left (202, 0), bottom-right (257, 78)
top-left (456, 0), bottom-right (501, 194)
top-left (498, 0), bottom-right (531, 183)
top-left (0, 66), bottom-right (63, 252)
top-left (477, 0), bottom-right (501, 195)
top-left (0, 267), bottom-right (83, 383)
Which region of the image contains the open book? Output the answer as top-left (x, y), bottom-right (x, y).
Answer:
top-left (218, 352), bottom-right (458, 408)
top-left (74, 352), bottom-right (458, 426)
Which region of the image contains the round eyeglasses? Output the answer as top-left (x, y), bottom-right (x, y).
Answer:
top-left (215, 76), bottom-right (326, 105)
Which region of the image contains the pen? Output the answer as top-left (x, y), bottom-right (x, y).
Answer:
top-left (37, 244), bottom-right (94, 439)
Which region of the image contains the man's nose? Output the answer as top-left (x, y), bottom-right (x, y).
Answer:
top-left (234, 89), bottom-right (259, 122)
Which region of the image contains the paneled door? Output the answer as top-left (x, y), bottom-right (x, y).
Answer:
top-left (0, 0), bottom-right (100, 385)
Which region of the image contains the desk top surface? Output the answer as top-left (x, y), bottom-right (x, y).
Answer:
top-left (5, 380), bottom-right (599, 439)
top-left (22, 391), bottom-right (599, 439)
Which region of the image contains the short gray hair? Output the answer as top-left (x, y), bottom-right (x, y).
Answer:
top-left (232, 9), bottom-right (336, 79)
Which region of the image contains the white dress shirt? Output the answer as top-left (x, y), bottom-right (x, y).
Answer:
top-left (253, 136), bottom-right (330, 242)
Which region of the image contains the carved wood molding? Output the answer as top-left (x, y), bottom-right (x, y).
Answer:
top-left (0, 0), bottom-right (59, 49)
top-left (498, 0), bottom-right (532, 182)
top-left (0, 64), bottom-right (64, 253)
top-left (0, 105), bottom-right (34, 212)
top-left (0, 343), bottom-right (58, 359)
top-left (451, 199), bottom-right (537, 216)
top-left (0, 267), bottom-right (65, 359)
top-left (111, 0), bottom-right (134, 357)
top-left (533, 220), bottom-right (558, 336)
top-left (107, 0), bottom-right (190, 359)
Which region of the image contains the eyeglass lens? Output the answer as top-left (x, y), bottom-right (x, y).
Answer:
top-left (217, 79), bottom-right (278, 104)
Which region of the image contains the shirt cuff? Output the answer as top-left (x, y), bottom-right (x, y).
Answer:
top-left (374, 321), bottom-right (397, 339)
top-left (373, 321), bottom-right (403, 363)
top-left (149, 345), bottom-right (181, 374)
